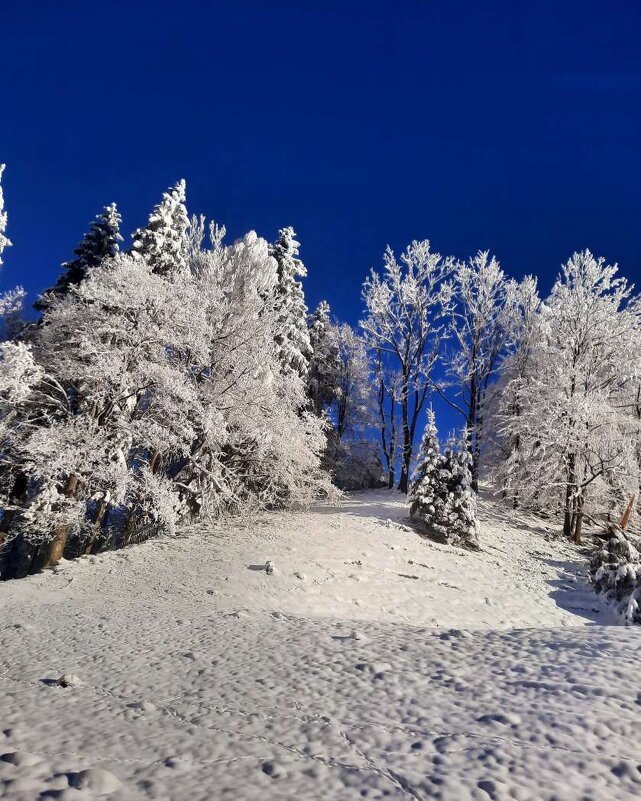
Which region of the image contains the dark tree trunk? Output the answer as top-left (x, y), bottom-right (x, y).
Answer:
top-left (572, 493), bottom-right (584, 545)
top-left (399, 391), bottom-right (411, 495)
top-left (563, 453), bottom-right (576, 537)
top-left (83, 498), bottom-right (108, 555)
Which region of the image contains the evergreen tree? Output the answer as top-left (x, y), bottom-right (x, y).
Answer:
top-left (409, 408), bottom-right (443, 524)
top-left (410, 413), bottom-right (479, 549)
top-left (308, 300), bottom-right (340, 414)
top-left (35, 203), bottom-right (123, 311)
top-left (443, 437), bottom-right (479, 549)
top-left (0, 165), bottom-right (25, 331)
top-left (269, 226), bottom-right (312, 377)
top-left (131, 179), bottom-right (189, 277)
top-left (0, 164), bottom-right (11, 266)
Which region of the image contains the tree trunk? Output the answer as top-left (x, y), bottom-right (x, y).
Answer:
top-left (399, 413), bottom-right (411, 494)
top-left (83, 498), bottom-right (108, 555)
top-left (42, 474), bottom-right (79, 569)
top-left (563, 454), bottom-right (576, 537)
top-left (572, 493), bottom-right (584, 545)
top-left (467, 364), bottom-right (479, 492)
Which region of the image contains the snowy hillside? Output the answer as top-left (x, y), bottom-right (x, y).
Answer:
top-left (2, 490), bottom-right (640, 801)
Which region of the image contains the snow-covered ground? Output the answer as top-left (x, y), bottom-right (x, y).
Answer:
top-left (1, 490), bottom-right (640, 800)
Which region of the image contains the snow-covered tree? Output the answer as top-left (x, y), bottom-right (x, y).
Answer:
top-left (307, 303), bottom-right (379, 488)
top-left (409, 407), bottom-right (441, 518)
top-left (0, 164), bottom-right (10, 266)
top-left (0, 165), bottom-right (25, 338)
top-left (362, 240), bottom-right (454, 493)
top-left (590, 527), bottom-right (641, 624)
top-left (269, 227), bottom-right (312, 378)
top-left (485, 276), bottom-right (541, 507)
top-left (308, 300), bottom-right (340, 415)
top-left (0, 207), bottom-right (332, 574)
top-left (131, 179), bottom-right (189, 277)
top-left (374, 348), bottom-right (400, 488)
top-left (409, 410), bottom-right (479, 548)
top-left (438, 252), bottom-right (523, 490)
top-left (35, 203), bottom-right (123, 310)
top-left (489, 251), bottom-right (641, 542)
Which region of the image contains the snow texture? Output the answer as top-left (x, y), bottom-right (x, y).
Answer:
top-left (1, 489), bottom-right (636, 801)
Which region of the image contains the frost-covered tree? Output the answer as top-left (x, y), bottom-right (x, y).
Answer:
top-left (590, 528), bottom-right (641, 624)
top-left (485, 276), bottom-right (541, 507)
top-left (35, 203), bottom-right (123, 311)
top-left (308, 300), bottom-right (340, 415)
top-left (410, 411), bottom-right (479, 548)
top-left (333, 322), bottom-right (372, 440)
top-left (409, 407), bottom-right (441, 517)
top-left (438, 252), bottom-right (523, 490)
top-left (374, 348), bottom-right (400, 488)
top-left (362, 240), bottom-right (454, 493)
top-left (131, 179), bottom-right (189, 276)
top-left (0, 212), bottom-right (331, 575)
top-left (269, 227), bottom-right (312, 378)
top-left (489, 251), bottom-right (641, 543)
top-left (0, 164), bottom-right (11, 266)
top-left (307, 303), bottom-right (379, 489)
top-left (0, 165), bottom-right (25, 338)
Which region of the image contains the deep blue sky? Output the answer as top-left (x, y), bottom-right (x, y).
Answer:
top-left (2, 0), bottom-right (641, 325)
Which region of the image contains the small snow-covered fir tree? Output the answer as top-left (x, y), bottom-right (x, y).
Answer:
top-left (409, 407), bottom-right (442, 520)
top-left (0, 164), bottom-right (11, 266)
top-left (590, 528), bottom-right (641, 624)
top-left (36, 203), bottom-right (123, 310)
top-left (132, 179), bottom-right (189, 277)
top-left (443, 435), bottom-right (479, 549)
top-left (269, 226), bottom-right (312, 377)
top-left (410, 413), bottom-right (479, 549)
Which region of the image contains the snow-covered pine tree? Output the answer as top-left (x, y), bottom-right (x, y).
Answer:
top-left (35, 203), bottom-right (123, 310)
top-left (409, 407), bottom-right (442, 522)
top-left (0, 164), bottom-right (11, 266)
top-left (410, 412), bottom-right (479, 549)
top-left (269, 226), bottom-right (312, 377)
top-left (131, 179), bottom-right (189, 277)
top-left (308, 300), bottom-right (340, 415)
top-left (0, 165), bottom-right (25, 332)
top-left (590, 527), bottom-right (641, 624)
top-left (444, 435), bottom-right (479, 549)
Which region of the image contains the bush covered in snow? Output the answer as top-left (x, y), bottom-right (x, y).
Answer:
top-left (590, 527), bottom-right (641, 624)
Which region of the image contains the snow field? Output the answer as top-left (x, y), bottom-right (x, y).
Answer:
top-left (0, 490), bottom-right (639, 800)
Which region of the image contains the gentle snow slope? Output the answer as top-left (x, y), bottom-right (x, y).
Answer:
top-left (1, 490), bottom-right (639, 801)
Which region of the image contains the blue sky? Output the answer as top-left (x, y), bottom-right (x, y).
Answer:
top-left (1, 0), bottom-right (640, 328)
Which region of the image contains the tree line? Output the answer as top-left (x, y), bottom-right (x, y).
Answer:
top-left (1, 165), bottom-right (640, 577)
